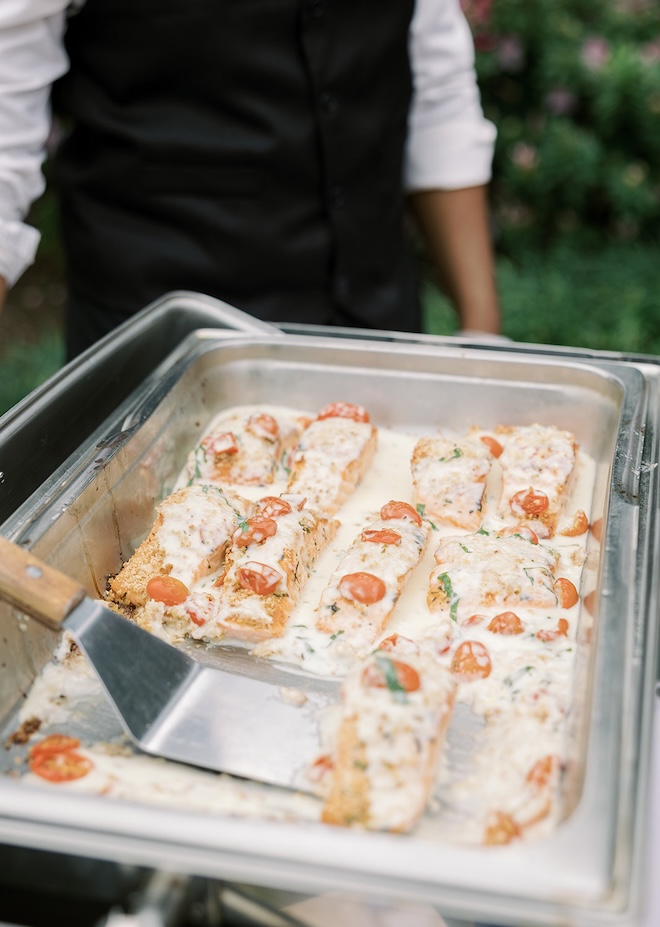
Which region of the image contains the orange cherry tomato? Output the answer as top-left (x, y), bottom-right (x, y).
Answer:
top-left (536, 618), bottom-right (569, 642)
top-left (510, 488), bottom-right (549, 516)
top-left (146, 575), bottom-right (190, 606)
top-left (487, 611), bottom-right (524, 635)
top-left (317, 401), bottom-right (370, 422)
top-left (451, 640), bottom-right (492, 680)
top-left (554, 577), bottom-right (579, 608)
top-left (526, 754), bottom-right (560, 788)
top-left (233, 515), bottom-right (278, 547)
top-left (560, 509), bottom-right (589, 537)
top-left (237, 562), bottom-right (282, 596)
top-left (360, 528), bottom-right (402, 545)
top-left (480, 435), bottom-right (504, 458)
top-left (202, 431), bottom-right (239, 456)
top-left (259, 496), bottom-right (293, 518)
top-left (247, 413), bottom-right (279, 441)
top-left (338, 571), bottom-right (387, 605)
top-left (590, 517), bottom-right (603, 543)
top-left (29, 734), bottom-right (81, 758)
top-left (583, 589), bottom-right (597, 615)
top-left (498, 525), bottom-right (539, 544)
top-left (379, 500), bottom-right (422, 526)
top-left (362, 657), bottom-right (421, 693)
top-left (30, 749), bottom-right (94, 783)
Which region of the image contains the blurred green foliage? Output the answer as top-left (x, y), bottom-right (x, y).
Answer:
top-left (462, 0), bottom-right (660, 252)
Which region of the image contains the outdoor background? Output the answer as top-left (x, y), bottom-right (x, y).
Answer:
top-left (1, 0), bottom-right (659, 415)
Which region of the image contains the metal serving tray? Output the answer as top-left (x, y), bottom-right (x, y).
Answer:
top-left (1, 320), bottom-right (658, 927)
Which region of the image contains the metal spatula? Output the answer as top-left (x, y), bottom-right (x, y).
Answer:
top-left (0, 536), bottom-right (332, 790)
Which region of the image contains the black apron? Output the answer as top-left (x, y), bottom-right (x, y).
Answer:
top-left (52, 0), bottom-right (420, 349)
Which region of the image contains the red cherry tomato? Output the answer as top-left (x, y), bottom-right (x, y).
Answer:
top-left (560, 510), bottom-right (589, 537)
top-left (498, 525), bottom-right (539, 544)
top-left (451, 640), bottom-right (492, 680)
top-left (510, 488), bottom-right (549, 517)
top-left (536, 618), bottom-right (569, 642)
top-left (146, 575), bottom-right (190, 606)
top-left (480, 435), bottom-right (504, 457)
top-left (338, 571), bottom-right (387, 605)
top-left (554, 578), bottom-right (579, 608)
top-left (379, 500), bottom-right (422, 526)
top-left (362, 657), bottom-right (421, 693)
top-left (247, 413), bottom-right (279, 441)
top-left (30, 750), bottom-right (93, 783)
top-left (317, 401), bottom-right (370, 422)
top-left (202, 431), bottom-right (239, 456)
top-left (259, 496), bottom-right (293, 518)
top-left (233, 515), bottom-right (278, 547)
top-left (487, 611), bottom-right (524, 635)
top-left (360, 528), bottom-right (402, 545)
top-left (29, 734), bottom-right (81, 758)
top-left (237, 562), bottom-right (282, 596)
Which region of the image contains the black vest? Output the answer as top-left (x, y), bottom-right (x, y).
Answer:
top-left (53, 0), bottom-right (420, 331)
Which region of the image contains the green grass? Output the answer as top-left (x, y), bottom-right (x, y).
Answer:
top-left (1, 239), bottom-right (659, 417)
top-left (425, 240), bottom-right (660, 355)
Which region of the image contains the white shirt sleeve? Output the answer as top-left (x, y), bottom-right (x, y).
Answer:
top-left (0, 0), bottom-right (70, 286)
top-left (405, 0), bottom-right (497, 192)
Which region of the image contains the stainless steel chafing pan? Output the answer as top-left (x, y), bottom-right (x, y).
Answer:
top-left (1, 303), bottom-right (659, 927)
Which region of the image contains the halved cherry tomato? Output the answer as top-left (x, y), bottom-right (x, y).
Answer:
top-left (560, 510), bottom-right (589, 537)
top-left (536, 618), bottom-right (569, 642)
top-left (247, 413), bottom-right (279, 441)
top-left (280, 493), bottom-right (307, 512)
top-left (317, 401), bottom-right (370, 423)
top-left (29, 734), bottom-right (81, 758)
top-left (583, 589), bottom-right (597, 615)
top-left (554, 577), bottom-right (579, 608)
top-left (461, 614), bottom-right (486, 627)
top-left (338, 572), bottom-right (386, 605)
top-left (30, 749), bottom-right (93, 783)
top-left (480, 435), bottom-right (504, 458)
top-left (233, 515), bottom-right (278, 547)
top-left (510, 488), bottom-right (549, 517)
top-left (451, 640), bottom-right (492, 680)
top-left (487, 611), bottom-right (524, 635)
top-left (498, 525), bottom-right (539, 544)
top-left (362, 657), bottom-right (421, 693)
top-left (526, 754), bottom-right (560, 787)
top-left (360, 528), bottom-right (402, 545)
top-left (590, 517), bottom-right (603, 543)
top-left (379, 500), bottom-right (422, 526)
top-left (202, 431), bottom-right (239, 456)
top-left (377, 632), bottom-right (418, 653)
top-left (146, 575), bottom-right (190, 606)
top-left (237, 562), bottom-right (282, 596)
top-left (259, 496), bottom-right (292, 518)
top-left (484, 811), bottom-right (521, 845)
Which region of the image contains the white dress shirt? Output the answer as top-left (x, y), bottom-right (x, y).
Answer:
top-left (0, 0), bottom-right (496, 289)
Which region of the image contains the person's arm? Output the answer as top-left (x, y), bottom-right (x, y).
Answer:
top-left (0, 0), bottom-right (70, 315)
top-left (409, 185), bottom-right (500, 334)
top-left (406, 0), bottom-right (501, 334)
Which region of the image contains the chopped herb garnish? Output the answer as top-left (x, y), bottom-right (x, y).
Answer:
top-left (374, 655), bottom-right (408, 703)
top-left (438, 572), bottom-right (459, 621)
top-left (439, 448), bottom-right (463, 461)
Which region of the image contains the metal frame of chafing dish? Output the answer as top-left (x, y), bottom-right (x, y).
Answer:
top-left (0, 291), bottom-right (658, 927)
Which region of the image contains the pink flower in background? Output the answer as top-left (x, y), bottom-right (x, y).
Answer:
top-left (640, 39), bottom-right (660, 66)
top-left (581, 37), bottom-right (611, 71)
top-left (545, 87), bottom-right (577, 116)
top-left (460, 0), bottom-right (492, 28)
top-left (511, 142), bottom-right (539, 171)
top-left (496, 35), bottom-right (526, 72)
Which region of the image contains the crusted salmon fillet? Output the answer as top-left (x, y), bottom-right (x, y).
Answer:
top-left (316, 500), bottom-right (430, 651)
top-left (427, 531), bottom-right (560, 617)
top-left (495, 423), bottom-right (578, 539)
top-left (285, 402), bottom-right (377, 515)
top-left (411, 432), bottom-right (495, 531)
top-left (321, 646), bottom-right (456, 832)
top-left (177, 404), bottom-right (311, 488)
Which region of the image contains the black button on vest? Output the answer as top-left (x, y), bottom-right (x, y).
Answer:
top-left (52, 0), bottom-right (420, 332)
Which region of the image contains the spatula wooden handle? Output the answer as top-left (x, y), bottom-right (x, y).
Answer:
top-left (0, 535), bottom-right (86, 630)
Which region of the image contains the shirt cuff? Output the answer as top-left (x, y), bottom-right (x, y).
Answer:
top-left (404, 119), bottom-right (497, 192)
top-left (0, 218), bottom-right (41, 286)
